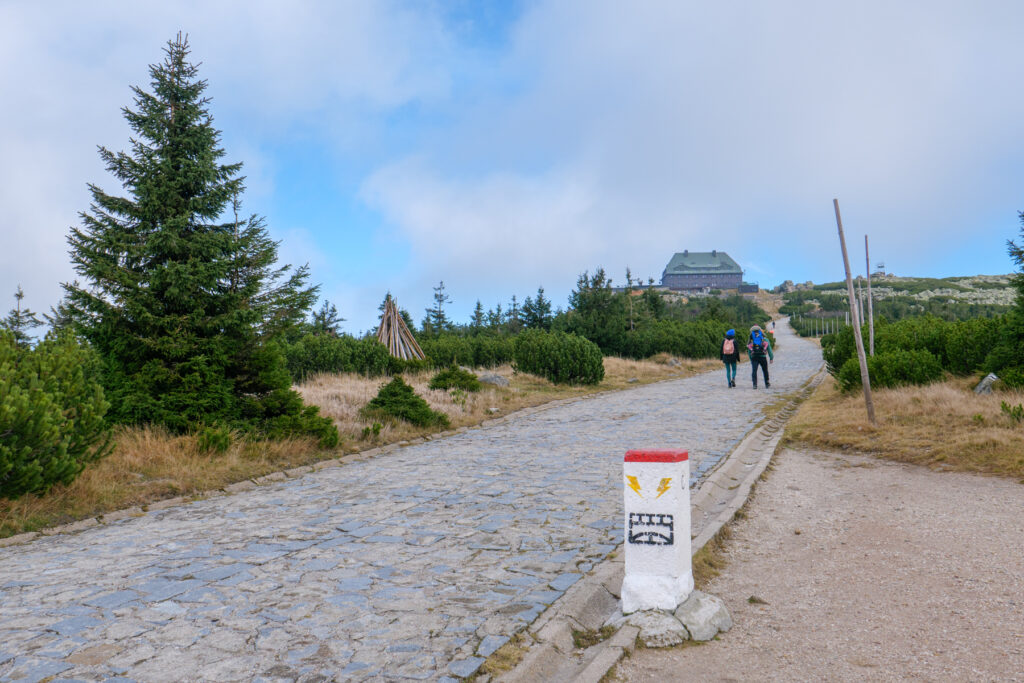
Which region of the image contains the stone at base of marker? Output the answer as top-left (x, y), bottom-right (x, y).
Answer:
top-left (626, 611), bottom-right (689, 648)
top-left (673, 590), bottom-right (732, 641)
top-left (605, 590), bottom-right (732, 647)
top-left (620, 571), bottom-right (693, 614)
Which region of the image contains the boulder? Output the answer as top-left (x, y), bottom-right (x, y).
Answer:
top-left (673, 590), bottom-right (732, 642)
top-left (479, 373), bottom-right (510, 388)
top-left (626, 611), bottom-right (689, 648)
top-left (974, 373), bottom-right (999, 395)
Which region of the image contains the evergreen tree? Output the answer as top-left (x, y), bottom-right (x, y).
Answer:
top-left (2, 285), bottom-right (43, 346)
top-left (989, 212), bottom-right (1024, 384)
top-left (44, 291), bottom-right (76, 333)
top-left (507, 294), bottom-right (522, 333)
top-left (641, 283), bottom-right (666, 320)
top-left (565, 268), bottom-right (627, 352)
top-left (64, 35), bottom-right (333, 444)
top-left (310, 300), bottom-right (344, 336)
top-left (471, 300), bottom-right (485, 334)
top-left (522, 286), bottom-right (553, 330)
top-left (486, 303), bottom-right (504, 330)
top-left (425, 280), bottom-right (452, 333)
top-left (625, 267), bottom-right (635, 331)
top-left (1010, 213), bottom-right (1024, 306)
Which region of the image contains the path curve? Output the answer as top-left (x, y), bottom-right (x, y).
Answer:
top-left (1, 323), bottom-right (822, 682)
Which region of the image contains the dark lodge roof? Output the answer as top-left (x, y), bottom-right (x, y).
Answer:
top-left (663, 250), bottom-right (742, 275)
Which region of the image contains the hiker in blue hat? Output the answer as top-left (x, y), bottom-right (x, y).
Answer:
top-left (747, 324), bottom-right (774, 389)
top-left (720, 328), bottom-right (741, 388)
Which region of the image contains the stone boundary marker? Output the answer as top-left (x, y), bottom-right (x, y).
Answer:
top-left (0, 375), bottom-right (697, 550)
top-left (493, 367), bottom-right (827, 683)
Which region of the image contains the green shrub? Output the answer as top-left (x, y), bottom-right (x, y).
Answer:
top-left (513, 330), bottom-right (604, 385)
top-left (0, 331), bottom-right (113, 499)
top-left (824, 315), bottom-right (994, 379)
top-left (997, 367), bottom-right (1024, 389)
top-left (944, 318), bottom-right (998, 375)
top-left (1000, 401), bottom-right (1024, 423)
top-left (197, 424), bottom-right (232, 453)
top-left (283, 334), bottom-right (394, 382)
top-left (419, 335), bottom-right (514, 369)
top-left (428, 366), bottom-right (481, 392)
top-left (837, 349), bottom-right (943, 392)
top-left (362, 377), bottom-right (450, 428)
top-left (361, 422), bottom-right (383, 439)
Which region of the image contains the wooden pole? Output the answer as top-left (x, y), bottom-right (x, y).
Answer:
top-left (834, 199), bottom-right (876, 425)
top-left (857, 277), bottom-right (864, 327)
top-left (865, 235), bottom-right (875, 356)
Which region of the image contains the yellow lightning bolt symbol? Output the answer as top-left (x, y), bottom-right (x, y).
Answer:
top-left (626, 475), bottom-right (642, 496)
top-left (655, 478), bottom-right (672, 499)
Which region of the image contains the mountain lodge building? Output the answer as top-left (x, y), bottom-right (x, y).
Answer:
top-left (661, 250), bottom-right (744, 291)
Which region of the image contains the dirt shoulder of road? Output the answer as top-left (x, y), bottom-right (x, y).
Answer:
top-left (612, 446), bottom-right (1024, 682)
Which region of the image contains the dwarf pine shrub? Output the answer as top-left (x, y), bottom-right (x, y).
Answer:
top-left (512, 330), bottom-right (604, 385)
top-left (362, 377), bottom-right (450, 428)
top-left (428, 366), bottom-right (481, 392)
top-left (0, 331), bottom-right (113, 499)
top-left (837, 349), bottom-right (943, 392)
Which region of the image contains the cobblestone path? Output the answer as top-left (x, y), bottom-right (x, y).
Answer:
top-left (1, 323), bottom-right (822, 682)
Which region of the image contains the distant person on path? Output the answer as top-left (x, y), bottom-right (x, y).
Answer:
top-left (720, 328), bottom-right (741, 388)
top-left (748, 324), bottom-right (774, 389)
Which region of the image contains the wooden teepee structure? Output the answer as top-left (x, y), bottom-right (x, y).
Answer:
top-left (376, 295), bottom-right (425, 361)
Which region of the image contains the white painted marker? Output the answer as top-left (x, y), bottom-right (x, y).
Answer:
top-left (620, 449), bottom-right (692, 614)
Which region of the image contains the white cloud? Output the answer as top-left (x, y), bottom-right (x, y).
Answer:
top-left (0, 0), bottom-right (454, 318)
top-left (3, 0), bottom-right (1024, 331)
top-left (361, 0), bottom-right (1024, 300)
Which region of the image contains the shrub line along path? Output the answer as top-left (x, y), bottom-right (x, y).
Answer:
top-left (0, 324), bottom-right (823, 682)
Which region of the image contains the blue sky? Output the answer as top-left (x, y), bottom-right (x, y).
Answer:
top-left (2, 0), bottom-right (1023, 333)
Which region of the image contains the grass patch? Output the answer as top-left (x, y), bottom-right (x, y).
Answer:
top-left (476, 631), bottom-right (532, 678)
top-left (692, 524), bottom-right (732, 588)
top-left (0, 426), bottom-right (322, 538)
top-left (572, 625), bottom-right (616, 649)
top-left (783, 375), bottom-right (1024, 480)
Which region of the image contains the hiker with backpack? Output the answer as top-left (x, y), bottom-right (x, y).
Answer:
top-left (747, 324), bottom-right (774, 389)
top-left (720, 328), bottom-right (741, 387)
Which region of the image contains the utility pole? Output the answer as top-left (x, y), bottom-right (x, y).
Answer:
top-left (865, 235), bottom-right (875, 356)
top-left (834, 199), bottom-right (876, 425)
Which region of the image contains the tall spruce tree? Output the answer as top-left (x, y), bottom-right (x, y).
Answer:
top-left (65, 35), bottom-right (335, 444)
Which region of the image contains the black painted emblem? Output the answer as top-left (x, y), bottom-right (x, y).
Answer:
top-left (627, 512), bottom-right (674, 545)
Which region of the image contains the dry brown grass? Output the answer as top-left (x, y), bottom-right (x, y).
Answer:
top-left (784, 375), bottom-right (1024, 481)
top-left (1, 355), bottom-right (718, 539)
top-left (298, 357), bottom-right (718, 448)
top-left (0, 426), bottom-right (320, 537)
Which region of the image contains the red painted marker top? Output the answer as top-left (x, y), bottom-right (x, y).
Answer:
top-left (624, 449), bottom-right (688, 463)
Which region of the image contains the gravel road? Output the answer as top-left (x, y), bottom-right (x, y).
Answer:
top-left (615, 448), bottom-right (1024, 682)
